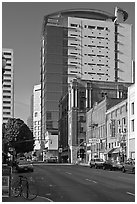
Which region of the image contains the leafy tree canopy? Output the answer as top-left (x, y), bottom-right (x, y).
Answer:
top-left (3, 118), bottom-right (34, 154)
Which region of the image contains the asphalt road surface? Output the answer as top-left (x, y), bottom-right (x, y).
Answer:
top-left (14, 164), bottom-right (135, 202)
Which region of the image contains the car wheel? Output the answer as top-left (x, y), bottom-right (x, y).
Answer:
top-left (95, 164), bottom-right (97, 169)
top-left (122, 167), bottom-right (125, 173)
top-left (90, 164), bottom-right (92, 168)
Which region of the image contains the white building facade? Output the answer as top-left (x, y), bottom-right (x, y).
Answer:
top-left (33, 84), bottom-right (41, 150)
top-left (2, 48), bottom-right (14, 124)
top-left (127, 84), bottom-right (135, 159)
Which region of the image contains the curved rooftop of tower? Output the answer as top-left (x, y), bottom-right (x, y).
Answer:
top-left (42, 8), bottom-right (116, 34)
top-left (46, 8), bottom-right (115, 20)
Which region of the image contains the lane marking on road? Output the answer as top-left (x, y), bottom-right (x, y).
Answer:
top-left (65, 172), bottom-right (72, 175)
top-left (85, 178), bottom-right (97, 183)
top-left (92, 180), bottom-right (97, 183)
top-left (37, 195), bottom-right (53, 202)
top-left (85, 179), bottom-right (92, 182)
top-left (126, 192), bottom-right (135, 196)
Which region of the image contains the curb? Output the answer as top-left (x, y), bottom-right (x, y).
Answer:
top-left (2, 195), bottom-right (53, 202)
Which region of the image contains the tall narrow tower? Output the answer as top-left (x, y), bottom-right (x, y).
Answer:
top-left (2, 48), bottom-right (14, 125)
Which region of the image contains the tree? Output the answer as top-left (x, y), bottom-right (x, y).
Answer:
top-left (13, 123), bottom-right (34, 153)
top-left (3, 118), bottom-right (34, 155)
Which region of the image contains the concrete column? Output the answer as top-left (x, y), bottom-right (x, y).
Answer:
top-left (86, 88), bottom-right (88, 108)
top-left (69, 91), bottom-right (71, 110)
top-left (71, 88), bottom-right (74, 107)
top-left (75, 88), bottom-right (78, 107)
top-left (89, 88), bottom-right (92, 108)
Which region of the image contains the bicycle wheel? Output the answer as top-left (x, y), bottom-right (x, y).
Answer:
top-left (22, 183), bottom-right (38, 200)
top-left (12, 181), bottom-right (21, 197)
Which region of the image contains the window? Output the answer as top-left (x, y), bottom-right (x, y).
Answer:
top-left (122, 117), bottom-right (126, 132)
top-left (35, 112), bottom-right (38, 117)
top-left (3, 112), bottom-right (10, 115)
top-left (3, 90), bottom-right (11, 93)
top-left (131, 119), bottom-right (134, 132)
top-left (4, 74), bottom-right (11, 77)
top-left (46, 111), bottom-right (51, 120)
top-left (4, 52), bottom-right (11, 56)
top-left (80, 127), bottom-right (84, 133)
top-left (3, 101), bottom-right (11, 104)
top-left (4, 68), bottom-right (11, 71)
top-left (79, 116), bottom-right (84, 122)
top-left (97, 26), bottom-right (104, 30)
top-left (3, 85), bottom-right (11, 88)
top-left (131, 102), bottom-right (134, 115)
top-left (46, 121), bottom-right (53, 129)
top-left (3, 96), bottom-right (11, 98)
top-left (70, 23), bottom-right (77, 27)
top-left (3, 107), bottom-right (11, 109)
top-left (122, 117), bottom-right (126, 125)
top-left (88, 25), bottom-right (95, 29)
top-left (119, 129), bottom-right (121, 133)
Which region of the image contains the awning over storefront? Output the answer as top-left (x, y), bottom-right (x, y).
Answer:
top-left (112, 147), bottom-right (121, 154)
top-left (104, 148), bottom-right (114, 155)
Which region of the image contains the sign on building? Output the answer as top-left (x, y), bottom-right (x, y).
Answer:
top-left (89, 138), bottom-right (100, 144)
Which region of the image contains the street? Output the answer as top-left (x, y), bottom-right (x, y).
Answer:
top-left (12, 164), bottom-right (135, 202)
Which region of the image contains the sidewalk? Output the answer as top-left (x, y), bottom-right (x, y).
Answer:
top-left (2, 195), bottom-right (53, 202)
top-left (3, 166), bottom-right (53, 202)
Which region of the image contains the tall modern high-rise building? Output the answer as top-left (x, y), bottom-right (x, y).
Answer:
top-left (41, 8), bottom-right (133, 140)
top-left (2, 48), bottom-right (14, 125)
top-left (33, 84), bottom-right (41, 150)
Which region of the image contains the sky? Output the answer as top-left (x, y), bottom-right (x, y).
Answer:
top-left (2, 1), bottom-right (135, 123)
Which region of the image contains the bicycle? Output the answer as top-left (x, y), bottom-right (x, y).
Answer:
top-left (12, 175), bottom-right (38, 200)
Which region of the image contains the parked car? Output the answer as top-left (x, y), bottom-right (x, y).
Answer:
top-left (46, 156), bottom-right (58, 163)
top-left (122, 159), bottom-right (135, 174)
top-left (17, 157), bottom-right (26, 163)
top-left (114, 161), bottom-right (123, 171)
top-left (16, 159), bottom-right (34, 172)
top-left (103, 160), bottom-right (118, 171)
top-left (90, 158), bottom-right (104, 169)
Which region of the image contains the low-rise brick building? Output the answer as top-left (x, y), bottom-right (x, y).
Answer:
top-left (106, 99), bottom-right (128, 162)
top-left (59, 78), bottom-right (132, 163)
top-left (86, 97), bottom-right (124, 162)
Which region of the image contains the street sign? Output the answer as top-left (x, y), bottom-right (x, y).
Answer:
top-left (89, 138), bottom-right (100, 143)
